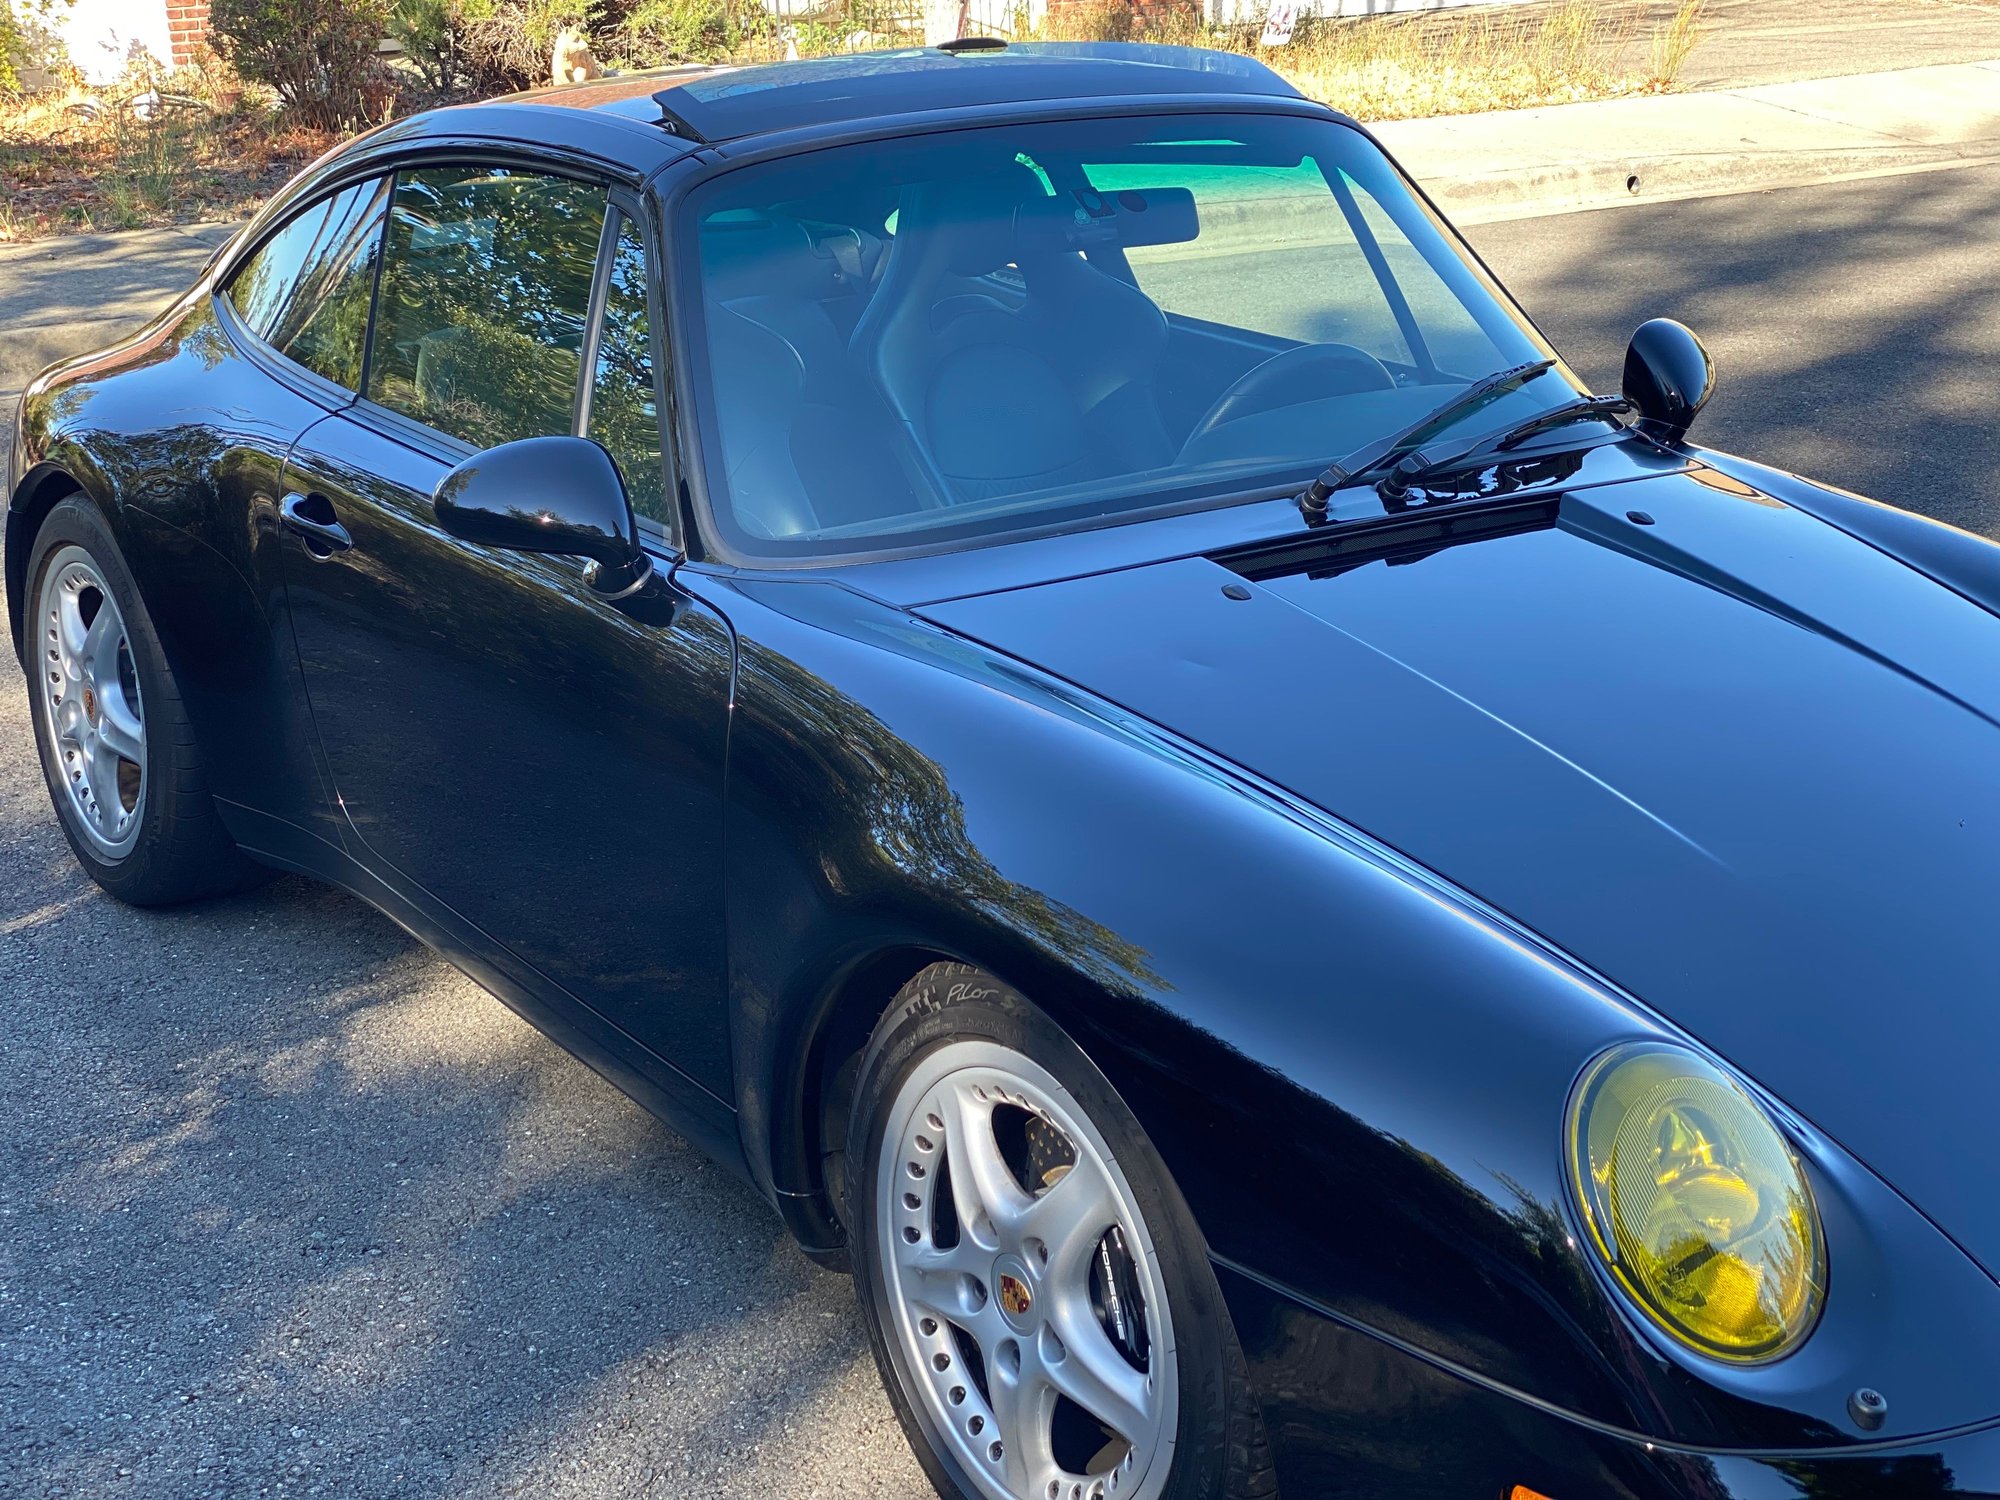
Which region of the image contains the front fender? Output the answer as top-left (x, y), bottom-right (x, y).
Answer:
top-left (702, 571), bottom-right (2000, 1460)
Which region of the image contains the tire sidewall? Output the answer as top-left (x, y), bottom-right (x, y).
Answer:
top-left (24, 499), bottom-right (179, 897)
top-left (847, 965), bottom-right (1241, 1500)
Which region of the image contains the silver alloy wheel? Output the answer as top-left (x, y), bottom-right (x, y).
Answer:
top-left (878, 1040), bottom-right (1178, 1500)
top-left (34, 545), bottom-right (146, 859)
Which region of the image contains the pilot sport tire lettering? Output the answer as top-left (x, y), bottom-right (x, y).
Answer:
top-left (24, 498), bottom-right (264, 906)
top-left (847, 962), bottom-right (1277, 1500)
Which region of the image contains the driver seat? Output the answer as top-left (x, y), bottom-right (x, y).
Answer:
top-left (851, 161), bottom-right (1173, 504)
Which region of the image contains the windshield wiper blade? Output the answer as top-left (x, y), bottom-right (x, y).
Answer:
top-left (1296, 357), bottom-right (1556, 523)
top-left (1373, 394), bottom-right (1635, 504)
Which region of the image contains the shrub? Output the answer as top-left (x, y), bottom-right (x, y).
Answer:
top-left (420, 0), bottom-right (595, 92)
top-left (620, 0), bottom-right (731, 64)
top-left (388, 0), bottom-right (496, 97)
top-left (210, 0), bottom-right (393, 128)
top-left (2, 0), bottom-right (72, 93)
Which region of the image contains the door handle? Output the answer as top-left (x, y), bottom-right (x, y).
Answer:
top-left (279, 491), bottom-right (352, 554)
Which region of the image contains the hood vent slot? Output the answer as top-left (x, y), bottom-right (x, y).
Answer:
top-left (1215, 495), bottom-right (1561, 583)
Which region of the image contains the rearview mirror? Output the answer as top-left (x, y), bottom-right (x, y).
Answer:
top-left (1623, 318), bottom-right (1714, 444)
top-left (433, 436), bottom-right (653, 597)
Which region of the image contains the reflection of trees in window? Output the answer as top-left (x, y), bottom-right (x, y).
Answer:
top-left (588, 216), bottom-right (668, 522)
top-left (225, 179), bottom-right (390, 392)
top-left (367, 167), bottom-right (606, 451)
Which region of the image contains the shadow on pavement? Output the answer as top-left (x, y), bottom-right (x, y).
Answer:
top-left (0, 662), bottom-right (924, 1498)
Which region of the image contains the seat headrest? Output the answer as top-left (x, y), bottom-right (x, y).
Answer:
top-left (897, 167), bottom-right (1201, 279)
top-left (698, 213), bottom-right (843, 304)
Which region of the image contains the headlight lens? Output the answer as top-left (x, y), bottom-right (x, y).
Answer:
top-left (1568, 1043), bottom-right (1825, 1362)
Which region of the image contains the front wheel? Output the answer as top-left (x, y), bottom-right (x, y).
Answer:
top-left (23, 497), bottom-right (264, 905)
top-left (848, 964), bottom-right (1276, 1500)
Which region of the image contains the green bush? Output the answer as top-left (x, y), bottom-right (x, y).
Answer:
top-left (2, 0), bottom-right (72, 93)
top-left (620, 0), bottom-right (731, 64)
top-left (442, 0), bottom-right (596, 92)
top-left (210, 0), bottom-right (392, 128)
top-left (388, 0), bottom-right (495, 97)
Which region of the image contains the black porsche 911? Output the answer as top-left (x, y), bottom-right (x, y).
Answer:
top-left (10, 39), bottom-right (2000, 1500)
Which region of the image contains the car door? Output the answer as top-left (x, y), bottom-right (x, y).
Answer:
top-left (276, 161), bottom-right (737, 1100)
top-left (132, 174), bottom-right (393, 846)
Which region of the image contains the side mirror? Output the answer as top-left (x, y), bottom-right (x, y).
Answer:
top-left (433, 436), bottom-right (652, 597)
top-left (1623, 318), bottom-right (1714, 444)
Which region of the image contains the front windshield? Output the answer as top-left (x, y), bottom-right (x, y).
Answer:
top-left (682, 109), bottom-right (1582, 559)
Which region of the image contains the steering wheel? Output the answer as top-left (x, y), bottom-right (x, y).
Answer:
top-left (1179, 342), bottom-right (1396, 456)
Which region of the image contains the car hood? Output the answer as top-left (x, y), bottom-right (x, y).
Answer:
top-left (922, 468), bottom-right (2000, 1280)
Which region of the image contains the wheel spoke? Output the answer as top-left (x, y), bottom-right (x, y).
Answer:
top-left (1045, 1296), bottom-right (1154, 1448)
top-left (96, 686), bottom-right (144, 764)
top-left (53, 694), bottom-right (87, 746)
top-left (54, 590), bottom-right (89, 679)
top-left (1021, 1154), bottom-right (1120, 1280)
top-left (80, 604), bottom-right (120, 682)
top-left (989, 1339), bottom-right (1058, 1495)
top-left (87, 737), bottom-right (126, 834)
top-left (899, 1247), bottom-right (985, 1323)
top-left (942, 1084), bottom-right (1034, 1247)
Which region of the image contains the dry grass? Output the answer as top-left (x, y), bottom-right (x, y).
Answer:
top-left (0, 84), bottom-right (333, 242)
top-left (1039, 0), bottom-right (1711, 122)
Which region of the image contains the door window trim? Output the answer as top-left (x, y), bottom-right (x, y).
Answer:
top-left (212, 175), bottom-right (394, 410)
top-left (316, 161), bottom-right (682, 551)
top-left (599, 187), bottom-right (684, 550)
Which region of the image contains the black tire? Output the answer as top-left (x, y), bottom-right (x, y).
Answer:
top-left (22, 497), bottom-right (265, 906)
top-left (847, 962), bottom-right (1278, 1500)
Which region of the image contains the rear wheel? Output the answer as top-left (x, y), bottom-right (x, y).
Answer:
top-left (848, 964), bottom-right (1276, 1500)
top-left (24, 498), bottom-right (263, 905)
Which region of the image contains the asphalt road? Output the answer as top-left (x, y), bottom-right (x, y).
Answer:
top-left (3, 163), bottom-right (1999, 1499)
top-left (1469, 163), bottom-right (2000, 538)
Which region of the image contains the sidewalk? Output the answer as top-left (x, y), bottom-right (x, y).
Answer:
top-left (0, 222), bottom-right (234, 402)
top-left (1377, 58), bottom-right (2000, 223)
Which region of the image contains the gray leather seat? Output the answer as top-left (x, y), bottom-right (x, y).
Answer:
top-left (851, 161), bottom-right (1175, 505)
top-left (703, 215), bottom-right (921, 539)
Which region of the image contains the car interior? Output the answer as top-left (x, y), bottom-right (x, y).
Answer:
top-left (691, 125), bottom-right (1551, 551)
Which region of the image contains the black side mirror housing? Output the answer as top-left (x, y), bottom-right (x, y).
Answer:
top-left (1623, 318), bottom-right (1715, 444)
top-left (433, 436), bottom-right (652, 597)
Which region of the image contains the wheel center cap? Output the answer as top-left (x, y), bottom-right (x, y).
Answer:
top-left (995, 1255), bottom-right (1036, 1331)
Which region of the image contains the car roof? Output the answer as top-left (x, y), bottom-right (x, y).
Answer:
top-left (512, 42), bottom-right (1302, 145)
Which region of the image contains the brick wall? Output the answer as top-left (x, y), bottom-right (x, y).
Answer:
top-left (167, 0), bottom-right (212, 66)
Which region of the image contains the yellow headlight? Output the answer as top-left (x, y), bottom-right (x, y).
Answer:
top-left (1568, 1043), bottom-right (1825, 1362)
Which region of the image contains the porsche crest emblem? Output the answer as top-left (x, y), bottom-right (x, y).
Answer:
top-left (998, 1272), bottom-right (1033, 1319)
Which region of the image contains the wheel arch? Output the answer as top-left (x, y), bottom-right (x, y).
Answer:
top-left (769, 932), bottom-right (1144, 1273)
top-left (770, 939), bottom-right (965, 1268)
top-left (6, 462), bottom-right (95, 664)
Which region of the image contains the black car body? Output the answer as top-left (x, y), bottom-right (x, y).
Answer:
top-left (10, 43), bottom-right (2000, 1500)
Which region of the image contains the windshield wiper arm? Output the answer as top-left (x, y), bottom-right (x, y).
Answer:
top-left (1296, 357), bottom-right (1557, 523)
top-left (1373, 394), bottom-right (1635, 503)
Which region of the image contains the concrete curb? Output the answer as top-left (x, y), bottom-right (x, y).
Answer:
top-left (1418, 142), bottom-right (2000, 224)
top-left (1373, 57), bottom-right (2000, 223)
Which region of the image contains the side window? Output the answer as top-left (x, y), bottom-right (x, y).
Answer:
top-left (366, 166), bottom-right (607, 450)
top-left (225, 178), bottom-right (389, 391)
top-left (587, 213), bottom-right (668, 524)
top-left (1081, 156), bottom-right (1412, 363)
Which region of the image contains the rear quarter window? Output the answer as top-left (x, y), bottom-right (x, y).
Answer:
top-left (225, 179), bottom-right (391, 392)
